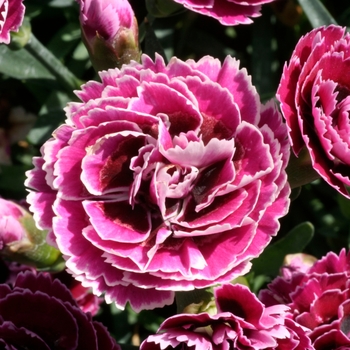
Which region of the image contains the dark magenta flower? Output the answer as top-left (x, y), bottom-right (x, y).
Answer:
top-left (259, 249), bottom-right (350, 349)
top-left (26, 54), bottom-right (290, 312)
top-left (172, 0), bottom-right (276, 25)
top-left (0, 271), bottom-right (120, 349)
top-left (277, 25), bottom-right (350, 197)
top-left (0, 0), bottom-right (25, 44)
top-left (141, 283), bottom-right (313, 349)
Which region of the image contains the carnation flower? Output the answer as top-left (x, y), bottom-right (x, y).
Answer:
top-left (172, 0), bottom-right (276, 25)
top-left (277, 25), bottom-right (350, 197)
top-left (140, 283), bottom-right (313, 350)
top-left (0, 271), bottom-right (119, 349)
top-left (26, 54), bottom-right (290, 312)
top-left (259, 249), bottom-right (350, 349)
top-left (0, 0), bottom-right (25, 44)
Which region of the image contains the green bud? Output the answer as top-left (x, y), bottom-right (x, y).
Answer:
top-left (8, 17), bottom-right (32, 51)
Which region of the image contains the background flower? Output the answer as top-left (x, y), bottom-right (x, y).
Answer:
top-left (0, 271), bottom-right (120, 349)
top-left (26, 53), bottom-right (290, 312)
top-left (0, 0), bottom-right (25, 44)
top-left (172, 0), bottom-right (276, 25)
top-left (141, 283), bottom-right (313, 349)
top-left (277, 25), bottom-right (350, 198)
top-left (259, 249), bottom-right (350, 349)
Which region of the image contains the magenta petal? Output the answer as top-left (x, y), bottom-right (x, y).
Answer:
top-left (83, 200), bottom-right (151, 243)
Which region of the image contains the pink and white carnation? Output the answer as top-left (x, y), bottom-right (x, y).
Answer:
top-left (172, 0), bottom-right (276, 26)
top-left (26, 54), bottom-right (290, 312)
top-left (140, 283), bottom-right (313, 350)
top-left (277, 25), bottom-right (350, 198)
top-left (259, 249), bottom-right (350, 349)
top-left (0, 0), bottom-right (25, 44)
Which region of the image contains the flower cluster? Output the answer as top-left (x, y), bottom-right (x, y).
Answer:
top-left (1, 0), bottom-right (350, 347)
top-left (141, 283), bottom-right (313, 349)
top-left (26, 53), bottom-right (290, 312)
top-left (259, 249), bottom-right (350, 349)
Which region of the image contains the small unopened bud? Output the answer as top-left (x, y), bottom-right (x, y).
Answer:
top-left (9, 17), bottom-right (31, 51)
top-left (0, 198), bottom-right (63, 271)
top-left (77, 0), bottom-right (141, 71)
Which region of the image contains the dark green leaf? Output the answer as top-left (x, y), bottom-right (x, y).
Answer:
top-left (251, 222), bottom-right (314, 276)
top-left (0, 45), bottom-right (54, 80)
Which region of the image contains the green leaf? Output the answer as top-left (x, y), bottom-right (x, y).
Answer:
top-left (297, 0), bottom-right (337, 28)
top-left (251, 222), bottom-right (314, 276)
top-left (0, 45), bottom-right (54, 80)
top-left (175, 288), bottom-right (214, 314)
top-left (48, 0), bottom-right (75, 7)
top-left (46, 22), bottom-right (81, 60)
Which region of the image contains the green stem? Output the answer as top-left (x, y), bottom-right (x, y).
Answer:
top-left (297, 0), bottom-right (337, 28)
top-left (25, 33), bottom-right (83, 97)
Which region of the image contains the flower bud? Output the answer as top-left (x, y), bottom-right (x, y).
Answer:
top-left (8, 17), bottom-right (31, 50)
top-left (77, 0), bottom-right (141, 71)
top-left (0, 198), bottom-right (63, 271)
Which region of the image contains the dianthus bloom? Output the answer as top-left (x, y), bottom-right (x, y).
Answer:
top-left (141, 283), bottom-right (313, 350)
top-left (26, 54), bottom-right (290, 311)
top-left (277, 25), bottom-right (350, 198)
top-left (0, 0), bottom-right (25, 44)
top-left (172, 0), bottom-right (276, 25)
top-left (259, 249), bottom-right (350, 349)
top-left (0, 271), bottom-right (119, 349)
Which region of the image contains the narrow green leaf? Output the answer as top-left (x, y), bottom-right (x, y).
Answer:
top-left (251, 222), bottom-right (314, 276)
top-left (0, 44), bottom-right (54, 80)
top-left (297, 0), bottom-right (337, 28)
